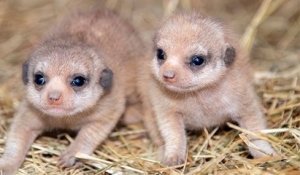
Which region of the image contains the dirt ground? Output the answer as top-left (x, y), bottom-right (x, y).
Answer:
top-left (0, 0), bottom-right (299, 174)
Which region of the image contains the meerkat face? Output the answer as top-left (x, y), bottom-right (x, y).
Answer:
top-left (151, 13), bottom-right (236, 93)
top-left (22, 44), bottom-right (113, 117)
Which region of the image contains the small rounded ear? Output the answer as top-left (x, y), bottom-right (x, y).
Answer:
top-left (22, 60), bottom-right (29, 85)
top-left (100, 68), bottom-right (113, 90)
top-left (224, 44), bottom-right (236, 67)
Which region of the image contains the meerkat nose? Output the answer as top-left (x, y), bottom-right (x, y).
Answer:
top-left (163, 70), bottom-right (176, 82)
top-left (47, 91), bottom-right (63, 105)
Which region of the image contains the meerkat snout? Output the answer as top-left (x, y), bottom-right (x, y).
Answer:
top-left (161, 63), bottom-right (177, 82)
top-left (47, 90), bottom-right (63, 106)
top-left (156, 48), bottom-right (180, 83)
top-left (162, 70), bottom-right (176, 82)
top-left (43, 77), bottom-right (65, 106)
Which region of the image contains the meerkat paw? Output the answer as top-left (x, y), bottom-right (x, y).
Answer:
top-left (249, 139), bottom-right (277, 158)
top-left (0, 159), bottom-right (17, 175)
top-left (151, 134), bottom-right (164, 147)
top-left (162, 153), bottom-right (186, 166)
top-left (58, 150), bottom-right (81, 168)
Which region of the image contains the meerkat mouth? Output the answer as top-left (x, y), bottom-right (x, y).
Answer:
top-left (156, 76), bottom-right (198, 92)
top-left (41, 106), bottom-right (76, 116)
top-left (164, 83), bottom-right (198, 92)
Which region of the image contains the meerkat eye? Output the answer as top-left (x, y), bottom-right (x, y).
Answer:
top-left (71, 76), bottom-right (87, 87)
top-left (34, 73), bottom-right (46, 86)
top-left (190, 55), bottom-right (205, 66)
top-left (156, 48), bottom-right (165, 60)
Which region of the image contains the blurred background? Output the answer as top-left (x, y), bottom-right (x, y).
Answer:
top-left (0, 0), bottom-right (299, 174)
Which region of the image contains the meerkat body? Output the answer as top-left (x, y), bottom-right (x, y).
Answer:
top-left (0, 9), bottom-right (143, 174)
top-left (139, 12), bottom-right (276, 165)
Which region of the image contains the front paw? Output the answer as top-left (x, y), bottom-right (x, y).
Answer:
top-left (249, 139), bottom-right (277, 158)
top-left (162, 153), bottom-right (186, 166)
top-left (0, 159), bottom-right (17, 175)
top-left (58, 150), bottom-right (79, 168)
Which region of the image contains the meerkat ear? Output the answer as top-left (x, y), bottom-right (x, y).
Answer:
top-left (22, 60), bottom-right (29, 85)
top-left (100, 68), bottom-right (113, 90)
top-left (224, 44), bottom-right (236, 67)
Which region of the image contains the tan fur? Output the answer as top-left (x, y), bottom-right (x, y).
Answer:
top-left (138, 12), bottom-right (276, 166)
top-left (0, 9), bottom-right (143, 174)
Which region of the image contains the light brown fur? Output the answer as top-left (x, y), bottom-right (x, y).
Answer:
top-left (138, 12), bottom-right (276, 166)
top-left (0, 9), bottom-right (143, 174)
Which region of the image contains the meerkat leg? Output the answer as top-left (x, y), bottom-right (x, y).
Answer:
top-left (235, 110), bottom-right (276, 158)
top-left (142, 107), bottom-right (166, 162)
top-left (156, 111), bottom-right (186, 166)
top-left (0, 111), bottom-right (43, 175)
top-left (143, 108), bottom-right (164, 146)
top-left (58, 114), bottom-right (120, 168)
top-left (138, 90), bottom-right (163, 145)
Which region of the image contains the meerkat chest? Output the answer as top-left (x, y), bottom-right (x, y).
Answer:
top-left (175, 91), bottom-right (239, 129)
top-left (43, 116), bottom-right (87, 131)
top-left (150, 81), bottom-right (240, 129)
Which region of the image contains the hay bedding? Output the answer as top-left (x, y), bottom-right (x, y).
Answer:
top-left (0, 0), bottom-right (299, 174)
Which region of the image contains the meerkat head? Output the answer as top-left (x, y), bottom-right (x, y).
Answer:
top-left (152, 13), bottom-right (236, 93)
top-left (22, 41), bottom-right (113, 117)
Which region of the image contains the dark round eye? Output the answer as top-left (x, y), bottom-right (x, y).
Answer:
top-left (190, 55), bottom-right (205, 66)
top-left (156, 48), bottom-right (165, 60)
top-left (71, 76), bottom-right (86, 87)
top-left (34, 73), bottom-right (46, 86)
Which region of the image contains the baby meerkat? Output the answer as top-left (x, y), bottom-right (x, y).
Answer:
top-left (139, 12), bottom-right (276, 166)
top-left (0, 9), bottom-right (143, 174)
